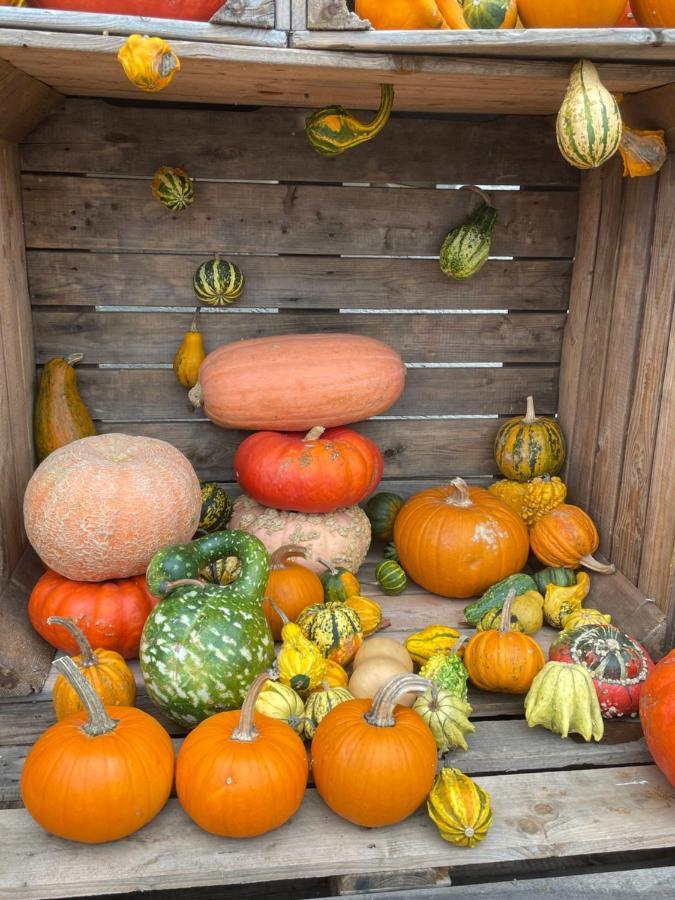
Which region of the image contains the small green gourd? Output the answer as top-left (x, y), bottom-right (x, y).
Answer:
top-left (420, 642), bottom-right (469, 703)
top-left (439, 186), bottom-right (497, 281)
top-left (305, 84), bottom-right (394, 157)
top-left (464, 573), bottom-right (537, 626)
top-left (375, 560), bottom-right (407, 596)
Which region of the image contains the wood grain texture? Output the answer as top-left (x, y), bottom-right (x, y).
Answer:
top-left (21, 176), bottom-right (578, 259)
top-left (307, 0), bottom-right (369, 29)
top-left (61, 365), bottom-right (559, 421)
top-left (26, 252), bottom-right (573, 311)
top-left (620, 82), bottom-right (675, 146)
top-left (0, 58), bottom-right (62, 143)
top-left (0, 766), bottom-right (672, 898)
top-left (32, 310), bottom-right (566, 365)
top-left (1, 34), bottom-right (674, 114)
top-left (612, 156), bottom-right (675, 588)
top-left (20, 98), bottom-right (578, 187)
top-left (210, 0), bottom-right (275, 28)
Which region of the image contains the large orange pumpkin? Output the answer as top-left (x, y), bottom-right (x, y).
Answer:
top-left (24, 433), bottom-right (201, 582)
top-left (191, 333), bottom-right (405, 432)
top-left (311, 674), bottom-right (438, 827)
top-left (630, 0), bottom-right (675, 24)
top-left (529, 505), bottom-right (615, 574)
top-left (517, 0), bottom-right (626, 26)
top-left (31, 0), bottom-right (222, 18)
top-left (640, 650), bottom-right (675, 787)
top-left (393, 478), bottom-right (529, 599)
top-left (262, 545), bottom-right (325, 640)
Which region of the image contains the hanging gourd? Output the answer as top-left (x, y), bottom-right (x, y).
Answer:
top-left (427, 768), bottom-right (493, 848)
top-left (413, 687), bottom-right (475, 753)
top-left (525, 661), bottom-right (604, 741)
top-left (275, 603), bottom-right (327, 695)
top-left (193, 258), bottom-right (244, 306)
top-left (263, 545), bottom-right (325, 640)
top-left (296, 601), bottom-right (363, 666)
top-left (530, 504), bottom-right (615, 573)
top-left (405, 625), bottom-right (461, 666)
top-left (303, 681), bottom-right (353, 739)
top-left (419, 644), bottom-right (469, 702)
top-left (176, 672), bottom-right (308, 837)
top-left (173, 309), bottom-right (205, 390)
top-left (463, 591), bottom-right (545, 694)
top-left (494, 397), bottom-right (565, 482)
top-left (618, 124), bottom-right (668, 178)
top-left (305, 84), bottom-right (394, 157)
top-left (556, 59), bottom-right (622, 170)
top-left (374, 559), bottom-right (407, 596)
top-left (640, 650), bottom-right (675, 788)
top-left (319, 560), bottom-right (361, 602)
top-left (151, 165), bottom-right (194, 211)
top-left (464, 572), bottom-right (538, 627)
top-left (364, 492), bottom-right (404, 541)
top-left (439, 186), bottom-right (497, 281)
top-left (345, 594), bottom-right (390, 636)
top-left (34, 353), bottom-right (97, 463)
top-left (48, 616), bottom-right (136, 719)
top-left (254, 679), bottom-right (305, 735)
top-left (542, 572), bottom-right (590, 628)
top-left (311, 674), bottom-right (438, 827)
top-left (22, 656), bottom-right (174, 843)
top-left (198, 481), bottom-right (233, 533)
top-left (117, 35), bottom-right (180, 93)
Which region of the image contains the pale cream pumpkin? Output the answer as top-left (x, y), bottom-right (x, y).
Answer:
top-left (24, 433), bottom-right (201, 582)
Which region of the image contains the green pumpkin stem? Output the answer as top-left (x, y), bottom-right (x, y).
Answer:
top-left (269, 544), bottom-right (310, 570)
top-left (231, 671), bottom-right (271, 743)
top-left (47, 616), bottom-right (97, 668)
top-left (365, 674), bottom-right (435, 728)
top-left (158, 578), bottom-right (206, 594)
top-left (499, 590), bottom-right (517, 633)
top-left (445, 477), bottom-right (473, 508)
top-left (523, 395), bottom-right (537, 424)
top-left (304, 426), bottom-right (326, 442)
top-left (52, 656), bottom-right (118, 736)
top-left (64, 352), bottom-right (84, 367)
top-left (364, 83), bottom-right (394, 134)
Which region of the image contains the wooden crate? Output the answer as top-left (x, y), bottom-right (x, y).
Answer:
top-left (0, 28), bottom-right (673, 899)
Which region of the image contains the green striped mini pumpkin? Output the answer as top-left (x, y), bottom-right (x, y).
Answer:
top-left (439, 187), bottom-right (497, 281)
top-left (494, 395), bottom-right (565, 483)
top-left (151, 166), bottom-right (194, 211)
top-left (556, 59), bottom-right (622, 170)
top-left (375, 560), bottom-right (407, 596)
top-left (193, 259), bottom-right (244, 306)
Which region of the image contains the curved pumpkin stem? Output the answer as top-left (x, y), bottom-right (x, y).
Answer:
top-left (318, 558), bottom-right (339, 575)
top-left (523, 395), bottom-right (537, 424)
top-left (47, 616), bottom-right (97, 668)
top-left (461, 184), bottom-right (493, 209)
top-left (498, 590), bottom-right (517, 633)
top-left (445, 477), bottom-right (473, 508)
top-left (365, 674), bottom-right (435, 728)
top-left (158, 578), bottom-right (207, 594)
top-left (304, 426), bottom-right (326, 442)
top-left (579, 554), bottom-right (616, 575)
top-left (231, 671), bottom-right (272, 743)
top-left (188, 381), bottom-right (203, 409)
top-left (268, 600), bottom-right (291, 626)
top-left (64, 352), bottom-right (84, 367)
top-left (52, 656), bottom-right (117, 737)
top-left (269, 544), bottom-right (310, 570)
top-left (189, 308), bottom-right (200, 333)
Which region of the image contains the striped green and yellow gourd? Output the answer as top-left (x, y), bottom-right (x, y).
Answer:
top-left (439, 186), bottom-right (497, 281)
top-left (296, 601), bottom-right (363, 667)
top-left (305, 84), bottom-right (394, 157)
top-left (556, 59), bottom-right (622, 170)
top-left (193, 259), bottom-right (244, 306)
top-left (151, 166), bottom-right (194, 211)
top-left (494, 395), bottom-right (565, 482)
top-left (375, 560), bottom-right (407, 596)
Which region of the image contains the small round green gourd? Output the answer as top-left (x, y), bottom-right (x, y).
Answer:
top-left (303, 682), bottom-right (353, 740)
top-left (364, 492), bottom-right (404, 542)
top-left (193, 259), bottom-right (244, 306)
top-left (420, 644), bottom-right (469, 703)
top-left (375, 560), bottom-right (407, 596)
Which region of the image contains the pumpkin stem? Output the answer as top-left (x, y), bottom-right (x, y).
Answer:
top-left (64, 352), bottom-right (84, 366)
top-left (189, 308), bottom-right (200, 333)
top-left (231, 671), bottom-right (271, 743)
top-left (452, 635), bottom-right (468, 655)
top-left (52, 656), bottom-right (118, 737)
top-left (499, 589), bottom-right (517, 633)
top-left (461, 184), bottom-right (493, 209)
top-left (579, 554), bottom-right (616, 575)
top-left (318, 558), bottom-right (339, 575)
top-left (304, 426), bottom-right (326, 442)
top-left (445, 477), bottom-right (473, 508)
top-left (269, 600), bottom-right (291, 626)
top-left (364, 674), bottom-right (433, 728)
top-left (188, 382), bottom-right (203, 409)
top-left (523, 395), bottom-right (537, 424)
top-left (269, 544), bottom-right (309, 570)
top-left (47, 616), bottom-right (97, 668)
top-left (158, 578), bottom-right (206, 594)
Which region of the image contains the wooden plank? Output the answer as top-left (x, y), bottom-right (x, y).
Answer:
top-left (20, 98), bottom-right (578, 188)
top-left (210, 0), bottom-right (276, 28)
top-left (66, 366), bottom-right (559, 421)
top-left (307, 0), bottom-right (369, 30)
top-left (0, 58), bottom-right (61, 143)
top-left (1, 35), bottom-right (674, 114)
top-left (331, 870), bottom-right (448, 896)
top-left (612, 156), bottom-right (675, 585)
top-left (620, 83), bottom-right (675, 146)
top-left (0, 766), bottom-right (672, 898)
top-left (32, 310), bottom-right (567, 365)
top-left (291, 0), bottom-right (307, 29)
top-left (25, 253), bottom-right (573, 312)
top-left (275, 0), bottom-right (291, 31)
top-left (21, 176), bottom-right (578, 259)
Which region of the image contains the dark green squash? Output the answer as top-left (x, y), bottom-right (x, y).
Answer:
top-left (34, 353), bottom-right (97, 462)
top-left (375, 560), bottom-right (407, 596)
top-left (533, 566), bottom-right (577, 594)
top-left (464, 572), bottom-right (538, 626)
top-left (439, 187), bottom-right (497, 281)
top-left (365, 492), bottom-right (404, 542)
top-left (193, 259), bottom-right (244, 306)
top-left (198, 482), bottom-right (233, 533)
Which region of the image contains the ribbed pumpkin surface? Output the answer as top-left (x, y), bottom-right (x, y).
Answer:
top-left (517, 0), bottom-right (625, 26)
top-left (197, 333), bottom-right (405, 431)
top-left (556, 60), bottom-right (622, 170)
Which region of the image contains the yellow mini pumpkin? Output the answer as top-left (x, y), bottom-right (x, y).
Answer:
top-left (314, 658), bottom-right (350, 690)
top-left (562, 607), bottom-right (612, 631)
top-left (117, 35), bottom-right (180, 93)
top-left (405, 625), bottom-right (461, 666)
top-left (275, 605), bottom-right (326, 696)
top-left (543, 573), bottom-right (590, 628)
top-left (487, 479), bottom-right (528, 518)
top-left (346, 595), bottom-right (389, 636)
top-left (427, 768), bottom-right (493, 848)
top-left (303, 682), bottom-right (353, 739)
top-left (254, 679), bottom-right (305, 735)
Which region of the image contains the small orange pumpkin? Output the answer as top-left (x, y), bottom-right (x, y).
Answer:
top-left (463, 592), bottom-right (545, 694)
top-left (529, 505), bottom-right (615, 574)
top-left (262, 545), bottom-right (324, 640)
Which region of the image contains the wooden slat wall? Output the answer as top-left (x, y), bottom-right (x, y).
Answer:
top-left (21, 98), bottom-right (576, 485)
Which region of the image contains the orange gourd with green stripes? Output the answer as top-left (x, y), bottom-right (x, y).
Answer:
top-left (494, 396), bottom-right (565, 482)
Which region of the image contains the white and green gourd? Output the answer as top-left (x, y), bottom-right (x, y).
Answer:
top-left (556, 59), bottom-right (622, 170)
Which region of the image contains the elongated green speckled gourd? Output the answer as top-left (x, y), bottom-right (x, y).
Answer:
top-left (305, 84), bottom-right (394, 157)
top-left (140, 530), bottom-right (274, 727)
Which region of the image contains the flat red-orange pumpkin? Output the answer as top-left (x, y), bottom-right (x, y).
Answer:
top-left (639, 649), bottom-right (675, 787)
top-left (235, 426), bottom-right (383, 514)
top-left (24, 433), bottom-right (201, 582)
top-left (393, 478), bottom-right (529, 599)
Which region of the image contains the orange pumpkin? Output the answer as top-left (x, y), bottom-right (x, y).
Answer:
top-left (393, 478), bottom-right (529, 599)
top-left (23, 433), bottom-right (201, 582)
top-left (263, 545), bottom-right (325, 640)
top-left (630, 0), bottom-right (675, 25)
top-left (529, 505), bottom-right (615, 574)
top-left (463, 592), bottom-right (545, 694)
top-left (176, 673), bottom-right (309, 837)
top-left (517, 0), bottom-right (626, 26)
top-left (21, 656), bottom-right (174, 843)
top-left (355, 0), bottom-right (450, 28)
top-left (311, 673), bottom-right (438, 827)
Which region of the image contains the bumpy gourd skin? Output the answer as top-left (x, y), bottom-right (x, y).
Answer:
top-left (141, 531), bottom-right (274, 726)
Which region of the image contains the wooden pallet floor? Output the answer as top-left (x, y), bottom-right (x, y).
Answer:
top-left (0, 552), bottom-right (673, 900)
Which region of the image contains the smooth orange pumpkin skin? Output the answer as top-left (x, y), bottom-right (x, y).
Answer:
top-left (464, 629), bottom-right (545, 694)
top-left (529, 504), bottom-right (599, 568)
top-left (630, 0), bottom-right (675, 25)
top-left (517, 0), bottom-right (626, 26)
top-left (393, 484), bottom-right (529, 599)
top-left (355, 0), bottom-right (449, 28)
top-left (21, 706), bottom-right (174, 843)
top-left (640, 650), bottom-right (675, 787)
top-left (263, 562), bottom-right (325, 640)
top-left (311, 699), bottom-right (438, 827)
top-left (176, 710), bottom-right (308, 837)
top-left (52, 648), bottom-right (136, 720)
top-left (24, 433), bottom-right (201, 582)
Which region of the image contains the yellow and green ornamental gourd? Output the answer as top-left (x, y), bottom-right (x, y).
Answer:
top-left (276, 608), bottom-right (326, 695)
top-left (254, 679), bottom-right (305, 735)
top-left (439, 186), bottom-right (497, 281)
top-left (543, 573), bottom-right (590, 628)
top-left (198, 482), bottom-right (233, 533)
top-left (117, 34), bottom-right (180, 93)
top-left (477, 590), bottom-right (544, 635)
top-left (556, 59), bottom-right (622, 170)
top-left (427, 768), bottom-right (493, 848)
top-left (405, 625), bottom-right (461, 666)
top-left (151, 166), bottom-right (194, 211)
top-left (489, 475), bottom-right (567, 524)
top-left (303, 682), bottom-right (353, 740)
top-left (561, 607), bottom-right (612, 631)
top-left (305, 84), bottom-right (394, 157)
top-left (346, 595), bottom-right (388, 636)
top-left (494, 396), bottom-right (565, 482)
top-left (413, 687), bottom-right (475, 753)
top-left (420, 647), bottom-right (469, 703)
top-left (193, 259), bottom-right (244, 306)
top-left (296, 601), bottom-right (363, 667)
top-left (525, 661), bottom-right (604, 741)
top-left (375, 560), bottom-right (407, 596)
